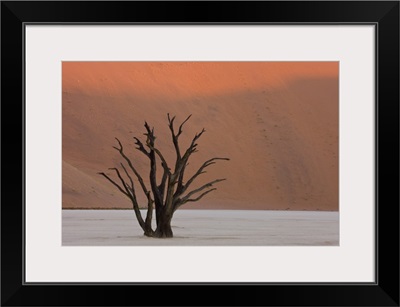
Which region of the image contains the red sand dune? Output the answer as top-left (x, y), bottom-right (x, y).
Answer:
top-left (62, 62), bottom-right (338, 211)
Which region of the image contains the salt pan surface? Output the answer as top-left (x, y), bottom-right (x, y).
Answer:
top-left (62, 209), bottom-right (339, 246)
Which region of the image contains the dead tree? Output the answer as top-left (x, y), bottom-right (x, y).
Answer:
top-left (99, 114), bottom-right (229, 238)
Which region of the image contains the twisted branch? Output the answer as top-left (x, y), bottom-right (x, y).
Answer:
top-left (113, 138), bottom-right (150, 198)
top-left (179, 178), bottom-right (226, 207)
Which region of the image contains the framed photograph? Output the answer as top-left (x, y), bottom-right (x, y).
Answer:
top-left (2, 1), bottom-right (399, 306)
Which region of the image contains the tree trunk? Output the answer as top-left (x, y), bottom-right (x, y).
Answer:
top-left (154, 214), bottom-right (173, 238)
top-left (143, 226), bottom-right (155, 237)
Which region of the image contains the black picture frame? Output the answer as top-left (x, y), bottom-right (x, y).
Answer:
top-left (1, 1), bottom-right (399, 306)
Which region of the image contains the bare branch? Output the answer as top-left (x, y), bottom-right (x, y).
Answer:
top-left (178, 157), bottom-right (230, 197)
top-left (133, 137), bottom-right (150, 158)
top-left (144, 122), bottom-right (170, 178)
top-left (186, 129), bottom-right (205, 153)
top-left (113, 138), bottom-right (150, 197)
top-left (177, 114), bottom-right (192, 137)
top-left (108, 168), bottom-right (133, 198)
top-left (98, 172), bottom-right (129, 197)
top-left (185, 188), bottom-right (216, 203)
top-left (175, 188), bottom-right (217, 211)
top-left (163, 116), bottom-right (197, 212)
top-left (141, 122), bottom-right (166, 212)
top-left (168, 113), bottom-right (181, 160)
top-left (144, 121), bottom-right (156, 144)
top-left (168, 114), bottom-right (193, 171)
top-left (168, 114), bottom-right (192, 140)
top-left (146, 141), bottom-right (171, 175)
top-left (181, 178), bottom-right (226, 204)
top-left (167, 113), bottom-right (175, 126)
top-left (175, 161), bottom-right (189, 196)
top-left (169, 128), bottom-right (205, 179)
top-left (120, 163), bottom-right (135, 195)
top-left (158, 161), bottom-right (169, 201)
top-left (190, 129), bottom-right (206, 150)
top-left (99, 170), bottom-right (146, 230)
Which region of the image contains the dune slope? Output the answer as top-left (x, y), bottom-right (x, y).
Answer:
top-left (62, 62), bottom-right (338, 210)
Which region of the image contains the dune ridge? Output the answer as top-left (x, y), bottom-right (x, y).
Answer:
top-left (62, 62), bottom-right (338, 211)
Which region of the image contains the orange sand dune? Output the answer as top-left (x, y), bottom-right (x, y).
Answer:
top-left (62, 62), bottom-right (338, 210)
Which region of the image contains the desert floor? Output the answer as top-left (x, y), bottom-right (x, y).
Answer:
top-left (62, 209), bottom-right (339, 246)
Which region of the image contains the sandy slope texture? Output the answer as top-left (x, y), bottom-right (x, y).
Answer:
top-left (62, 62), bottom-right (338, 210)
